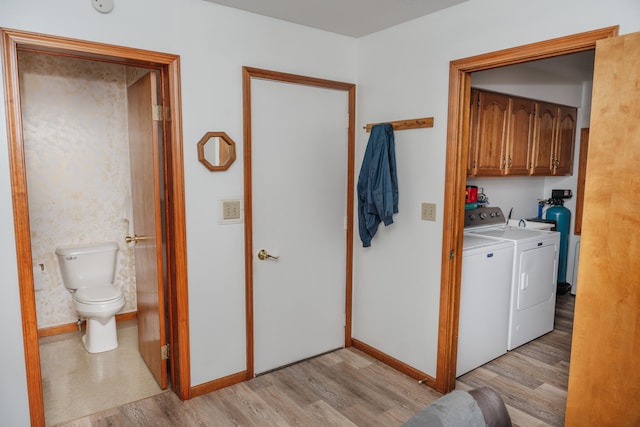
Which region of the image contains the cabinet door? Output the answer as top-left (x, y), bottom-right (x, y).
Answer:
top-left (531, 102), bottom-right (558, 175)
top-left (506, 97), bottom-right (535, 175)
top-left (473, 91), bottom-right (509, 176)
top-left (467, 89), bottom-right (480, 176)
top-left (554, 106), bottom-right (577, 175)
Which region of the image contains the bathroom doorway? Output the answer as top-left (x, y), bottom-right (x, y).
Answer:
top-left (1, 28), bottom-right (190, 425)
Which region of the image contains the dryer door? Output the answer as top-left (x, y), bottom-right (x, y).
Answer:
top-left (516, 243), bottom-right (558, 310)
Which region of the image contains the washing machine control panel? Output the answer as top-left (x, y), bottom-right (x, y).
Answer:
top-left (464, 206), bottom-right (505, 229)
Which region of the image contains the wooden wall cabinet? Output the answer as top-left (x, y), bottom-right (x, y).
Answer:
top-left (506, 96), bottom-right (535, 175)
top-left (554, 106), bottom-right (577, 175)
top-left (468, 89), bottom-right (576, 177)
top-left (468, 89), bottom-right (509, 176)
top-left (530, 101), bottom-right (558, 175)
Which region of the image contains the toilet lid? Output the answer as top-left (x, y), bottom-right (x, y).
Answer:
top-left (75, 285), bottom-right (122, 303)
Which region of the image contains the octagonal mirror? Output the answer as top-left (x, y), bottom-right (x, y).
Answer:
top-left (197, 131), bottom-right (236, 171)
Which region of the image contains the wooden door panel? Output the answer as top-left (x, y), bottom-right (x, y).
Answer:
top-left (507, 97), bottom-right (534, 175)
top-left (475, 91), bottom-right (508, 175)
top-left (127, 72), bottom-right (167, 389)
top-left (467, 89), bottom-right (480, 175)
top-left (531, 102), bottom-right (557, 175)
top-left (565, 31), bottom-right (640, 425)
top-left (555, 106), bottom-right (577, 175)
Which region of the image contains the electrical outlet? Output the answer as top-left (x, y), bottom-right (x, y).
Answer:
top-left (222, 200), bottom-right (241, 221)
top-left (421, 202), bottom-right (436, 221)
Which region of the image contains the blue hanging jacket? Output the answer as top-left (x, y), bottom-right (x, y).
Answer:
top-left (357, 123), bottom-right (398, 247)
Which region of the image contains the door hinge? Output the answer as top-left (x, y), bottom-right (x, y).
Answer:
top-left (161, 344), bottom-right (170, 360)
top-left (449, 250), bottom-right (455, 260)
top-left (152, 105), bottom-right (162, 121)
top-left (152, 105), bottom-right (171, 122)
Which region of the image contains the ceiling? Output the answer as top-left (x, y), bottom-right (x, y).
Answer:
top-left (202, 0), bottom-right (470, 38)
top-left (202, 0), bottom-right (594, 81)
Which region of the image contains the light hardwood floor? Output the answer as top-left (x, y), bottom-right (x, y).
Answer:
top-left (457, 292), bottom-right (574, 426)
top-left (56, 294), bottom-right (573, 426)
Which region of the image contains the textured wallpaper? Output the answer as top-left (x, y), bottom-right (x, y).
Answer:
top-left (19, 52), bottom-right (138, 329)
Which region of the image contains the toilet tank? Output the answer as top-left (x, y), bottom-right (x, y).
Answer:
top-left (55, 242), bottom-right (118, 290)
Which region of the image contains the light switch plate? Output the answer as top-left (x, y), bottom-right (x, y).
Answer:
top-left (421, 202), bottom-right (436, 221)
top-left (219, 198), bottom-right (243, 224)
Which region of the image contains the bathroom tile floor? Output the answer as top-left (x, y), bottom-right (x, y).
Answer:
top-left (39, 319), bottom-right (166, 426)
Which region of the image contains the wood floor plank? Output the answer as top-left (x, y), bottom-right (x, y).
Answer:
top-left (304, 400), bottom-right (358, 426)
top-left (459, 366), bottom-right (565, 426)
top-left (343, 402), bottom-right (403, 427)
top-left (55, 294), bottom-right (574, 427)
top-left (506, 404), bottom-right (553, 427)
top-left (483, 351), bottom-right (568, 391)
top-left (254, 384), bottom-right (318, 426)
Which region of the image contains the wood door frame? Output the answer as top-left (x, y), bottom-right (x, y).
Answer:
top-left (436, 26), bottom-right (619, 393)
top-left (1, 28), bottom-right (191, 425)
top-left (242, 66), bottom-right (356, 378)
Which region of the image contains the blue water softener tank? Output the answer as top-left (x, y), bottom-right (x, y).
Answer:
top-left (545, 191), bottom-right (572, 295)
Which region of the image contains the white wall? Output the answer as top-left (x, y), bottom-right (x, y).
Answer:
top-left (353, 0), bottom-right (640, 376)
top-left (472, 65), bottom-right (585, 108)
top-left (0, 0), bottom-right (356, 423)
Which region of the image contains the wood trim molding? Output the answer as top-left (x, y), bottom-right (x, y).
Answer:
top-left (2, 27), bottom-right (45, 427)
top-left (1, 28), bottom-right (191, 425)
top-left (352, 339), bottom-right (436, 389)
top-left (242, 66), bottom-right (356, 377)
top-left (38, 312), bottom-right (138, 338)
top-left (190, 371), bottom-right (247, 398)
top-left (436, 26), bottom-right (619, 394)
top-left (162, 50), bottom-right (192, 401)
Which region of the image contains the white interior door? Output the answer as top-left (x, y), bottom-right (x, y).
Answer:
top-left (252, 79), bottom-right (347, 374)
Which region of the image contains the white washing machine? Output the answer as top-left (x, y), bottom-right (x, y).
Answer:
top-left (457, 234), bottom-right (514, 376)
top-left (465, 207), bottom-right (561, 350)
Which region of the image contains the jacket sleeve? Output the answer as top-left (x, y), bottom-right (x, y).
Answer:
top-left (357, 123), bottom-right (398, 247)
top-left (370, 124), bottom-right (397, 226)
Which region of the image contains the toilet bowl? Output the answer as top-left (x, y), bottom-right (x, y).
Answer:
top-left (74, 285), bottom-right (125, 353)
top-left (55, 242), bottom-right (126, 353)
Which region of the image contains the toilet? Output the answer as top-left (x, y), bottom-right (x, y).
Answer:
top-left (55, 241), bottom-right (126, 353)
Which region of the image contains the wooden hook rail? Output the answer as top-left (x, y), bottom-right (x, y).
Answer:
top-left (364, 117), bottom-right (434, 133)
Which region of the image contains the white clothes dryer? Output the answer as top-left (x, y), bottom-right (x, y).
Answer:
top-left (465, 207), bottom-right (561, 350)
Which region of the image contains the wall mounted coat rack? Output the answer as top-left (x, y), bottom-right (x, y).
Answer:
top-left (364, 117), bottom-right (434, 133)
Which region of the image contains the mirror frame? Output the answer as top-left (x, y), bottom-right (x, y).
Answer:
top-left (197, 131), bottom-right (237, 171)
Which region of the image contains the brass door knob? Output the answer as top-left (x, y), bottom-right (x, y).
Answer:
top-left (257, 249), bottom-right (279, 261)
top-left (125, 235), bottom-right (152, 244)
